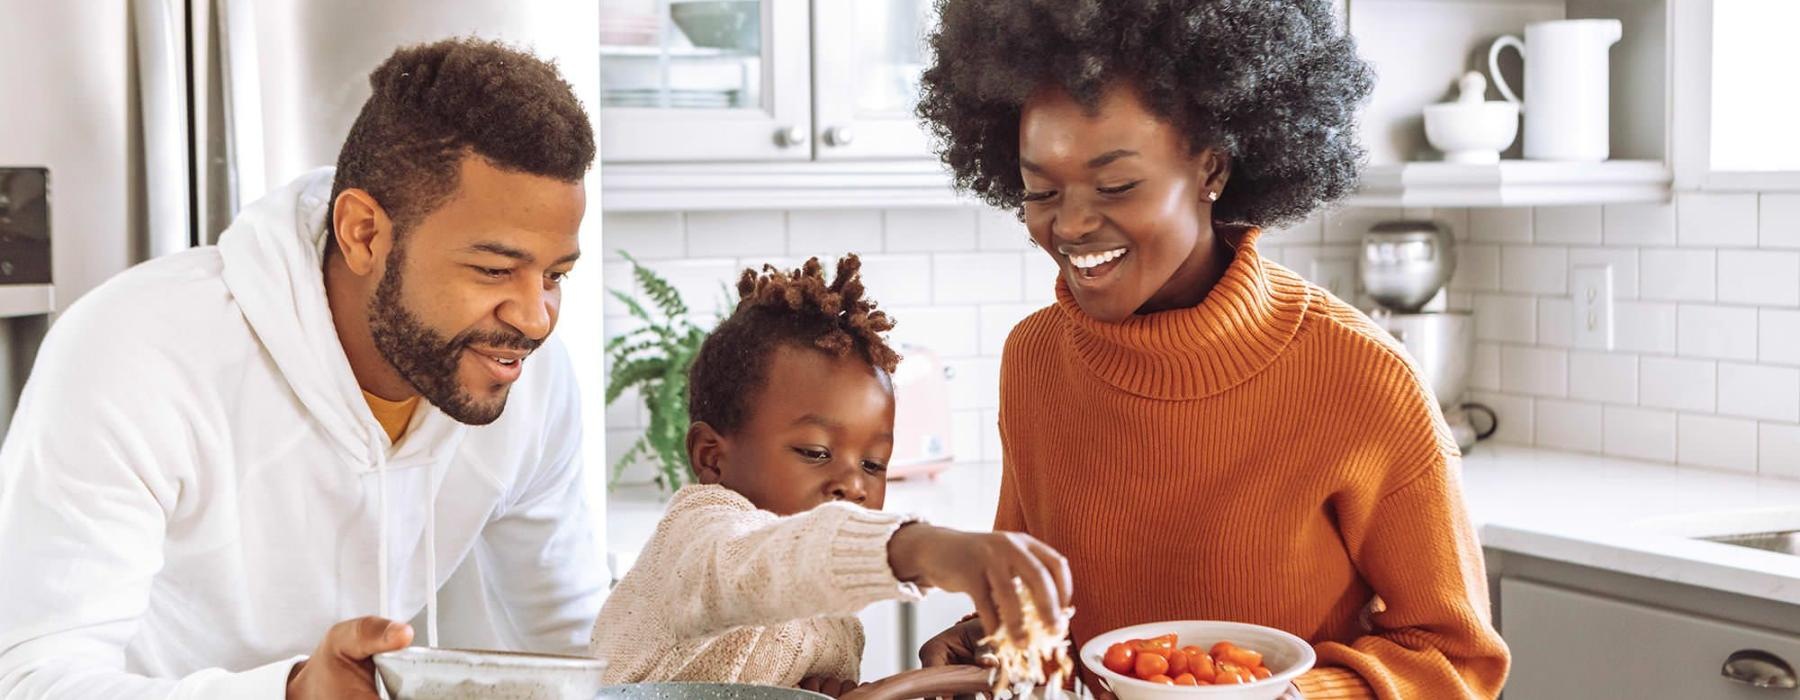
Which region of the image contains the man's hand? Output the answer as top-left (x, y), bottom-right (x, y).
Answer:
top-left (1074, 661), bottom-right (1119, 700)
top-left (287, 616), bottom-right (413, 700)
top-left (918, 617), bottom-right (987, 668)
top-left (799, 676), bottom-right (862, 698)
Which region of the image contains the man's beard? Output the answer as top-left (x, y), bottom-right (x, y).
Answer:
top-left (367, 243), bottom-right (540, 425)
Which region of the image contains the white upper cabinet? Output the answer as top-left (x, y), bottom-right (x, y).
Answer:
top-left (599, 0), bottom-right (813, 162)
top-left (810, 0), bottom-right (937, 161)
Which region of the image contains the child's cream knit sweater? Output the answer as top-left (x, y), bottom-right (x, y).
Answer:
top-left (590, 485), bottom-right (923, 686)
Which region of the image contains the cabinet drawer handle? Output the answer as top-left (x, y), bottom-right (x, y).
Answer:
top-left (1721, 649), bottom-right (1799, 689)
top-left (775, 126), bottom-right (808, 148)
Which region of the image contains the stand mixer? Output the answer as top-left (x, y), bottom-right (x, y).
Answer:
top-left (1361, 220), bottom-right (1491, 451)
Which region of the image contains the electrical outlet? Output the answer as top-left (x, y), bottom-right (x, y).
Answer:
top-left (1310, 258), bottom-right (1357, 302)
top-left (1572, 264), bottom-right (1614, 350)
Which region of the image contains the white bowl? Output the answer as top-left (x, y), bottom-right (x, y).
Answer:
top-left (1423, 101), bottom-right (1520, 164)
top-left (1078, 621), bottom-right (1315, 700)
top-left (374, 647), bottom-right (607, 700)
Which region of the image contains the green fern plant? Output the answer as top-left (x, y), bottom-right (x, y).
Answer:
top-left (604, 252), bottom-right (716, 492)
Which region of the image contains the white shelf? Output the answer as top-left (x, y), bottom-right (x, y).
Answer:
top-left (600, 45), bottom-right (745, 59)
top-left (600, 160), bottom-right (969, 212)
top-left (0, 284), bottom-right (54, 318)
top-left (1346, 160), bottom-right (1672, 207)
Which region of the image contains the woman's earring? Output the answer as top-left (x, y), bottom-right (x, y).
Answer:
top-left (1208, 191), bottom-right (1221, 202)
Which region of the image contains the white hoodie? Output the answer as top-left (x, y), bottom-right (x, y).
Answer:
top-left (0, 169), bottom-right (607, 698)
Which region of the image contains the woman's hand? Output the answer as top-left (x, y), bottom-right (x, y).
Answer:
top-left (888, 524), bottom-right (1073, 641)
top-left (799, 677), bottom-right (862, 698)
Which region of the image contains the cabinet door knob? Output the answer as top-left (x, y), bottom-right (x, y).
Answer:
top-left (775, 126), bottom-right (808, 148)
top-left (1721, 649), bottom-right (1799, 689)
top-left (824, 126), bottom-right (856, 147)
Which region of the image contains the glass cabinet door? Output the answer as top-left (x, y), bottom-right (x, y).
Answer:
top-left (811, 0), bottom-right (937, 161)
top-left (600, 0), bottom-right (811, 162)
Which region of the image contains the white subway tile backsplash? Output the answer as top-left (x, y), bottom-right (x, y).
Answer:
top-left (979, 304), bottom-right (1042, 357)
top-left (943, 358), bottom-right (988, 411)
top-left (1535, 207), bottom-right (1604, 245)
top-left (685, 211), bottom-right (786, 257)
top-left (885, 208), bottom-right (979, 252)
top-left (1615, 301), bottom-right (1679, 354)
top-left (1761, 194), bottom-right (1800, 249)
top-left (951, 409), bottom-right (984, 463)
top-left (605, 385), bottom-right (645, 430)
top-left (1268, 214), bottom-right (1325, 244)
top-left (1323, 207), bottom-right (1403, 243)
top-left (602, 212), bottom-right (685, 260)
top-left (1535, 399), bottom-right (1603, 453)
top-left (1569, 351), bottom-right (1638, 404)
top-left (977, 208), bottom-right (1030, 251)
top-left (1451, 244), bottom-right (1501, 292)
top-left (1717, 250), bottom-right (1799, 306)
top-left (980, 408), bottom-right (1003, 462)
top-left (888, 306), bottom-right (981, 358)
top-left (1762, 309), bottom-right (1800, 366)
top-left (1475, 294), bottom-right (1536, 343)
top-left (642, 259), bottom-right (742, 316)
top-left (1639, 357), bottom-right (1716, 412)
top-left (1677, 414), bottom-right (1758, 473)
top-left (1677, 193), bottom-right (1759, 248)
top-left (789, 210), bottom-right (885, 255)
top-left (933, 253), bottom-right (1024, 304)
top-left (1759, 423), bottom-right (1800, 480)
top-left (1604, 202), bottom-right (1677, 246)
top-left (1718, 362), bottom-right (1800, 422)
top-left (1471, 207), bottom-right (1534, 243)
top-left (1678, 305), bottom-right (1758, 361)
top-left (1567, 248), bottom-right (1639, 299)
top-left (1502, 346), bottom-right (1568, 396)
top-left (1472, 392), bottom-right (1534, 445)
top-left (855, 254), bottom-right (934, 307)
top-left (1472, 343), bottom-right (1501, 391)
top-left (1023, 255), bottom-right (1060, 303)
top-left (1537, 298), bottom-right (1574, 348)
top-left (1639, 249), bottom-right (1715, 302)
top-left (603, 261), bottom-right (634, 316)
top-left (1603, 406), bottom-right (1677, 462)
top-left (1503, 246), bottom-right (1568, 294)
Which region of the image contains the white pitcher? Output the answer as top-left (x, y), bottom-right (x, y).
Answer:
top-left (1487, 19), bottom-right (1623, 162)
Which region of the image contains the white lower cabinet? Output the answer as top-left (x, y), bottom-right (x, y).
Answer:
top-left (1501, 577), bottom-right (1800, 699)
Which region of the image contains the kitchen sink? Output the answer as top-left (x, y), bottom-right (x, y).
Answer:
top-left (1698, 531), bottom-right (1800, 556)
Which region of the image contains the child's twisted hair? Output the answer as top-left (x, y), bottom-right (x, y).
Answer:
top-left (688, 255), bottom-right (900, 435)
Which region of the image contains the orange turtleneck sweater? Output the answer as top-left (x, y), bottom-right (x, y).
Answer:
top-left (996, 229), bottom-right (1509, 699)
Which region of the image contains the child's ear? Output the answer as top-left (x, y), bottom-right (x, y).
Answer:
top-left (687, 421), bottom-right (728, 484)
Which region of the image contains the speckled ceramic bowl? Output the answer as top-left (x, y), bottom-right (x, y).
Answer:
top-left (374, 647), bottom-right (607, 700)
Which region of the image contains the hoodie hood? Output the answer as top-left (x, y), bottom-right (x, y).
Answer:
top-left (216, 167), bottom-right (463, 467)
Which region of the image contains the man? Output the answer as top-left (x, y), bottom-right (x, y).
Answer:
top-left (0, 38), bottom-right (605, 698)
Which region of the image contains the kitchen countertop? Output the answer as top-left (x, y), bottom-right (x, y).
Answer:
top-left (606, 445), bottom-right (1800, 605)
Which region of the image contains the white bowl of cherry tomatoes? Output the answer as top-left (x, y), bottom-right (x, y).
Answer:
top-left (1079, 621), bottom-right (1316, 700)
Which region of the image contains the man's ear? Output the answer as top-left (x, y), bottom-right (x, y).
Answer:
top-left (331, 188), bottom-right (394, 276)
top-left (687, 421), bottom-right (728, 485)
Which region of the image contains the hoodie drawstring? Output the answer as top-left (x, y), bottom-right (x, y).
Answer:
top-left (372, 435), bottom-right (439, 648)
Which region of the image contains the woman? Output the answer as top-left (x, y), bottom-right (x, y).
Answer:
top-left (913, 2), bottom-right (1509, 698)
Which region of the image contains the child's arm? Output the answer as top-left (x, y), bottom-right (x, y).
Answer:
top-left (643, 486), bottom-right (920, 640)
top-left (631, 486), bottom-right (1072, 644)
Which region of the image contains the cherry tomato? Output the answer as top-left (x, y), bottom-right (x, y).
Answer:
top-left (1134, 652), bottom-right (1169, 680)
top-left (1252, 666), bottom-right (1273, 681)
top-left (1102, 643), bottom-right (1136, 675)
top-left (1146, 674), bottom-right (1174, 685)
top-left (1134, 635), bottom-right (1176, 656)
top-left (1167, 648), bottom-right (1190, 675)
top-left (1214, 663), bottom-right (1245, 685)
top-left (1189, 652), bottom-right (1216, 683)
top-left (1222, 645), bottom-right (1264, 669)
top-left (1210, 641), bottom-right (1238, 659)
top-left (1173, 673), bottom-right (1198, 686)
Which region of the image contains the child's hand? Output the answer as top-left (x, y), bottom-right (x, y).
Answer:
top-left (918, 617), bottom-right (987, 667)
top-left (887, 524), bottom-right (1073, 642)
top-left (798, 677), bottom-right (861, 698)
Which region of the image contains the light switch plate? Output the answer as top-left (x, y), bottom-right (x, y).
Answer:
top-left (1311, 258), bottom-right (1357, 301)
top-left (1572, 264), bottom-right (1614, 350)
